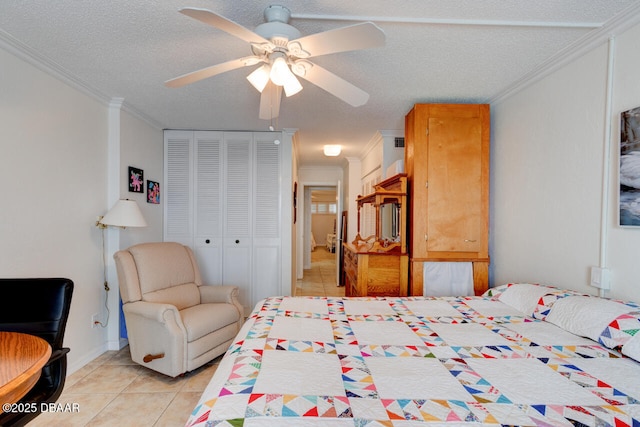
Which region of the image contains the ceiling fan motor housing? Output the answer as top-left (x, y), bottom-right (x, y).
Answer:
top-left (263, 5), bottom-right (291, 23)
top-left (254, 5), bottom-right (301, 45)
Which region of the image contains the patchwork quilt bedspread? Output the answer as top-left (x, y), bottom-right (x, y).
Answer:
top-left (185, 293), bottom-right (640, 426)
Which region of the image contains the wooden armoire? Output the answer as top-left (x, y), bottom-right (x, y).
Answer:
top-left (404, 104), bottom-right (490, 296)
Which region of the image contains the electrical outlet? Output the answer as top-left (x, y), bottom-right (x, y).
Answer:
top-left (91, 313), bottom-right (99, 328)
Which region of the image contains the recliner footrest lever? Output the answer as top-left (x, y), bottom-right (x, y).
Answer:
top-left (143, 353), bottom-right (165, 363)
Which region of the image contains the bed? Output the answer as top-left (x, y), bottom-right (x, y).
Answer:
top-left (185, 283), bottom-right (640, 426)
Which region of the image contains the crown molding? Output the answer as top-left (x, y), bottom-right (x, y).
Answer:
top-left (490, 2), bottom-right (640, 105)
top-left (0, 28), bottom-right (163, 130)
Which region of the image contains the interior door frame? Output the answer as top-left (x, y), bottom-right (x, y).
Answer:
top-left (297, 181), bottom-right (339, 279)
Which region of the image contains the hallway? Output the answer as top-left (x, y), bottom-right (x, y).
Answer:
top-left (295, 247), bottom-right (345, 297)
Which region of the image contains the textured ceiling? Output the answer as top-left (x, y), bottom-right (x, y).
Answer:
top-left (0, 1), bottom-right (637, 166)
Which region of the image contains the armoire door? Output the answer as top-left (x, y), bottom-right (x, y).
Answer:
top-left (426, 115), bottom-right (483, 254)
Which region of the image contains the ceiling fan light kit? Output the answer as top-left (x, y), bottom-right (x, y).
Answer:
top-left (246, 53), bottom-right (302, 97)
top-left (246, 64), bottom-right (270, 92)
top-left (165, 5), bottom-right (386, 119)
top-left (270, 54), bottom-right (303, 96)
top-left (282, 74), bottom-right (303, 97)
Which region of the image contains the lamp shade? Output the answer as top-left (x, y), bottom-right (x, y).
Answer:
top-left (99, 199), bottom-right (147, 228)
top-left (323, 145), bottom-right (342, 157)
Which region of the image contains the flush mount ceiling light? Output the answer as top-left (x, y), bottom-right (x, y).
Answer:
top-left (323, 145), bottom-right (341, 157)
top-left (165, 5), bottom-right (385, 120)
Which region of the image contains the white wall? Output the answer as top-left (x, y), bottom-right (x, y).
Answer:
top-left (343, 157), bottom-right (362, 244)
top-left (606, 22), bottom-right (640, 300)
top-left (0, 46), bottom-right (109, 371)
top-left (491, 18), bottom-right (640, 302)
top-left (311, 189), bottom-right (338, 246)
top-left (0, 44), bottom-right (163, 373)
top-left (361, 134), bottom-right (384, 185)
top-left (119, 111), bottom-right (163, 250)
top-left (108, 109), bottom-right (163, 347)
top-left (312, 214), bottom-right (336, 245)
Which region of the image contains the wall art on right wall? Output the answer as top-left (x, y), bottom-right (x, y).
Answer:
top-left (620, 105), bottom-right (640, 226)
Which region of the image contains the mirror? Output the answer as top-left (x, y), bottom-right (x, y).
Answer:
top-left (380, 202), bottom-right (401, 242)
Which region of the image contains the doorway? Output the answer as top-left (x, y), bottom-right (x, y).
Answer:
top-left (296, 186), bottom-right (345, 297)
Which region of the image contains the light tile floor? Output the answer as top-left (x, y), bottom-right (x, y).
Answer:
top-left (28, 247), bottom-right (342, 426)
top-left (295, 247), bottom-right (345, 297)
top-left (27, 346), bottom-right (219, 427)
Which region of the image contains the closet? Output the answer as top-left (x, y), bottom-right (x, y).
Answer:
top-left (404, 104), bottom-right (490, 296)
top-left (164, 130), bottom-right (292, 314)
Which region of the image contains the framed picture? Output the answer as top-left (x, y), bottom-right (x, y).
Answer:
top-left (147, 180), bottom-right (160, 204)
top-left (128, 167), bottom-right (144, 193)
top-left (620, 106), bottom-right (640, 226)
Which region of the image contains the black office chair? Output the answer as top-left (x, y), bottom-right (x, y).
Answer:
top-left (0, 278), bottom-right (73, 427)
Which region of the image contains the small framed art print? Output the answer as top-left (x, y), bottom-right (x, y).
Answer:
top-left (147, 180), bottom-right (160, 204)
top-left (128, 166), bottom-right (144, 193)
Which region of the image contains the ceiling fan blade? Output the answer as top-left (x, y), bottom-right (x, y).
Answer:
top-left (290, 22), bottom-right (385, 58)
top-left (259, 82), bottom-right (282, 120)
top-left (180, 8), bottom-right (271, 45)
top-left (294, 61), bottom-right (369, 107)
top-left (165, 57), bottom-right (257, 88)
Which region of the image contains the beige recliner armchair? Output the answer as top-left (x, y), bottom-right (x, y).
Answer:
top-left (114, 242), bottom-right (244, 377)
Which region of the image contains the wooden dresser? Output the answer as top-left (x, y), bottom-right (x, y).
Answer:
top-left (343, 243), bottom-right (408, 297)
top-left (343, 173), bottom-right (409, 297)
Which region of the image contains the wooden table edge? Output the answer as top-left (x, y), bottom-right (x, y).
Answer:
top-left (0, 332), bottom-right (52, 412)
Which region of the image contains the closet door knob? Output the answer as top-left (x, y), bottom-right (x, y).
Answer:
top-left (205, 239), bottom-right (210, 244)
top-left (235, 239), bottom-right (240, 244)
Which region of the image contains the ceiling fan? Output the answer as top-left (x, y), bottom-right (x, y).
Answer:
top-left (165, 5), bottom-right (385, 120)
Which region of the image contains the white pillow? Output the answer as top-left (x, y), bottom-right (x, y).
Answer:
top-left (545, 296), bottom-right (635, 342)
top-left (498, 283), bottom-right (559, 317)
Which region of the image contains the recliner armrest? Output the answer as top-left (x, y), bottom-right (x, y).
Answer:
top-left (123, 300), bottom-right (181, 323)
top-left (198, 285), bottom-right (240, 305)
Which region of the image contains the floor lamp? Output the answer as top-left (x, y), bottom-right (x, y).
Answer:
top-left (95, 199), bottom-right (147, 327)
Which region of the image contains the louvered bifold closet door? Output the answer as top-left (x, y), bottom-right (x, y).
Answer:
top-left (252, 133), bottom-right (282, 305)
top-left (193, 131), bottom-right (224, 285)
top-left (222, 132), bottom-right (253, 314)
top-left (164, 131), bottom-right (193, 246)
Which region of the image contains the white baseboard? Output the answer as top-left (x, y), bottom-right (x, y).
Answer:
top-left (66, 343), bottom-right (109, 376)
